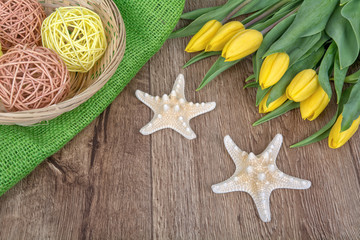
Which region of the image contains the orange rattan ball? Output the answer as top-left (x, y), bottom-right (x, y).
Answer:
top-left (0, 45), bottom-right (71, 112)
top-left (0, 0), bottom-right (46, 51)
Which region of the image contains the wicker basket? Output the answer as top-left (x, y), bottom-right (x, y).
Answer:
top-left (0, 0), bottom-right (126, 125)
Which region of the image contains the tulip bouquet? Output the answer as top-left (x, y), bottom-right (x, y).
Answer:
top-left (171, 0), bottom-right (360, 149)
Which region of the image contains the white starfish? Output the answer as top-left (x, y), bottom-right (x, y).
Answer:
top-left (212, 134), bottom-right (311, 222)
top-left (135, 74), bottom-right (216, 139)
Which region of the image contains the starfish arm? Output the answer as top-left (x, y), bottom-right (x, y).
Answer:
top-left (167, 120), bottom-right (197, 140)
top-left (171, 74), bottom-right (186, 100)
top-left (260, 134), bottom-right (283, 161)
top-left (272, 171), bottom-right (312, 190)
top-left (139, 116), bottom-right (168, 135)
top-left (135, 90), bottom-right (159, 112)
top-left (211, 176), bottom-right (246, 193)
top-left (187, 102), bottom-right (216, 119)
top-left (140, 116), bottom-right (197, 139)
top-left (251, 190), bottom-right (272, 222)
top-left (224, 135), bottom-right (248, 170)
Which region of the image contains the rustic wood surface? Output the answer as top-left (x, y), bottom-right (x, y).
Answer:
top-left (1, 1), bottom-right (359, 239)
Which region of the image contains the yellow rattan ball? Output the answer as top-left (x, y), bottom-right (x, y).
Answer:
top-left (41, 6), bottom-right (107, 73)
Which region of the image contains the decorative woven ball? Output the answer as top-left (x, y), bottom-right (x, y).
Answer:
top-left (41, 6), bottom-right (107, 73)
top-left (0, 0), bottom-right (46, 51)
top-left (0, 45), bottom-right (70, 112)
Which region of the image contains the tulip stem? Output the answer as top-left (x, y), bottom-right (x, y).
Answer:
top-left (261, 7), bottom-right (299, 35)
top-left (244, 0), bottom-right (289, 28)
top-left (221, 0), bottom-right (252, 24)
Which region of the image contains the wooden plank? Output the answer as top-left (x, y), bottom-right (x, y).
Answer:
top-left (0, 67), bottom-right (153, 239)
top-left (0, 0), bottom-right (360, 239)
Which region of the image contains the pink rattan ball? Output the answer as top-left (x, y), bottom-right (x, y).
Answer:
top-left (0, 0), bottom-right (46, 51)
top-left (0, 45), bottom-right (71, 112)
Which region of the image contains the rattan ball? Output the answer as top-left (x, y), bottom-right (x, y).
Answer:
top-left (0, 0), bottom-right (46, 51)
top-left (0, 45), bottom-right (70, 112)
top-left (41, 6), bottom-right (107, 73)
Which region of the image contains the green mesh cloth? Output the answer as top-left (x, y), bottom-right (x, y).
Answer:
top-left (0, 0), bottom-right (185, 196)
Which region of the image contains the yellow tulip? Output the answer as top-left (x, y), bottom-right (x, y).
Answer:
top-left (300, 86), bottom-right (330, 121)
top-left (259, 52), bottom-right (289, 89)
top-left (286, 69), bottom-right (319, 102)
top-left (259, 92), bottom-right (287, 113)
top-left (221, 29), bottom-right (263, 62)
top-left (328, 114), bottom-right (360, 149)
top-left (205, 21), bottom-right (245, 52)
top-left (185, 20), bottom-right (222, 53)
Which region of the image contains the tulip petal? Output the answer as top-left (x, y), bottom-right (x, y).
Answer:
top-left (300, 86), bottom-right (330, 121)
top-left (205, 21), bottom-right (244, 52)
top-left (185, 20), bottom-right (222, 52)
top-left (286, 69), bottom-right (319, 102)
top-left (259, 52), bottom-right (289, 89)
top-left (222, 29), bottom-right (263, 61)
top-left (259, 92), bottom-right (287, 113)
top-left (328, 114), bottom-right (360, 148)
top-left (222, 31), bottom-right (242, 58)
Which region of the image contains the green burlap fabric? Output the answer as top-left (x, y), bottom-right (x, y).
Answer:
top-left (0, 0), bottom-right (185, 196)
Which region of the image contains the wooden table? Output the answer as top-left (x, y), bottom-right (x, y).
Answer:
top-left (1, 1), bottom-right (359, 239)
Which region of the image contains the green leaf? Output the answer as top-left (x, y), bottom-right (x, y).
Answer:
top-left (318, 41), bottom-right (337, 99)
top-left (169, 0), bottom-right (244, 39)
top-left (334, 51), bottom-right (349, 103)
top-left (341, 0), bottom-right (360, 48)
top-left (265, 0), bottom-right (338, 56)
top-left (254, 14), bottom-right (296, 81)
top-left (241, 3), bottom-right (277, 25)
top-left (255, 86), bottom-right (271, 106)
top-left (183, 51), bottom-right (221, 68)
top-left (250, 4), bottom-right (296, 32)
top-left (340, 0), bottom-right (351, 6)
top-left (292, 32), bottom-right (329, 65)
top-left (326, 5), bottom-right (359, 68)
top-left (270, 0), bottom-right (302, 18)
top-left (245, 74), bottom-right (255, 82)
top-left (267, 46), bottom-right (325, 105)
top-left (344, 69), bottom-right (360, 83)
top-left (291, 128), bottom-right (332, 148)
top-left (243, 81), bottom-right (258, 89)
top-left (197, 56), bottom-right (240, 90)
top-left (291, 86), bottom-right (353, 148)
top-left (181, 6), bottom-right (221, 20)
top-left (250, 0), bottom-right (301, 32)
top-left (341, 79), bottom-right (360, 131)
top-left (296, 0), bottom-right (338, 37)
top-left (286, 32), bottom-right (321, 66)
top-left (338, 85), bottom-right (353, 111)
top-left (253, 101), bottom-right (299, 126)
top-left (232, 0), bottom-right (282, 18)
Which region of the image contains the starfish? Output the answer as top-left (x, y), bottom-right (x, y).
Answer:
top-left (135, 74), bottom-right (216, 139)
top-left (212, 134), bottom-right (311, 222)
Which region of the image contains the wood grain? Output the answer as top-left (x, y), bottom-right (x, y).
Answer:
top-left (0, 1), bottom-right (359, 239)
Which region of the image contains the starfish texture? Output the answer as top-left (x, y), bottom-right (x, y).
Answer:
top-left (212, 134), bottom-right (311, 222)
top-left (136, 74), bottom-right (216, 139)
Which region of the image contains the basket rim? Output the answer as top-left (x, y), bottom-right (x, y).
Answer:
top-left (0, 0), bottom-right (126, 124)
